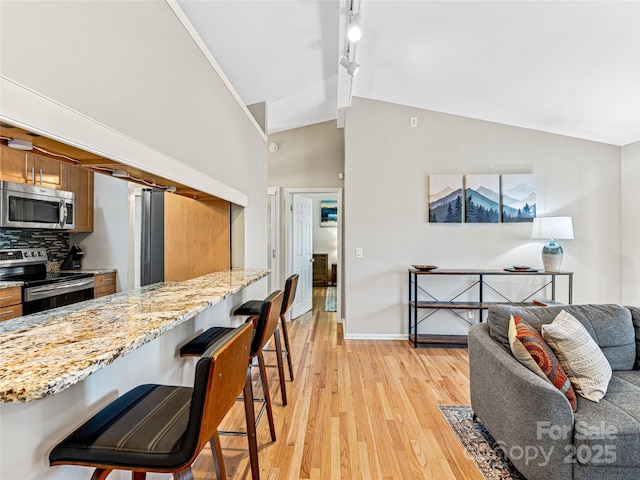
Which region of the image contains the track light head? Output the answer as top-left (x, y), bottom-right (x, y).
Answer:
top-left (347, 13), bottom-right (362, 42)
top-left (340, 56), bottom-right (360, 76)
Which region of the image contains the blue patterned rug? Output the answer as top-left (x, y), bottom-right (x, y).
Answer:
top-left (438, 405), bottom-right (526, 480)
top-left (324, 287), bottom-right (336, 312)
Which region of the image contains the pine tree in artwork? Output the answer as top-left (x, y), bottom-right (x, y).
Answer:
top-left (445, 202), bottom-right (456, 222)
top-left (454, 195), bottom-right (462, 222)
top-left (466, 195), bottom-right (478, 223)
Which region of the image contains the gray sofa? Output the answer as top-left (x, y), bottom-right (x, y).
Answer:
top-left (469, 304), bottom-right (640, 480)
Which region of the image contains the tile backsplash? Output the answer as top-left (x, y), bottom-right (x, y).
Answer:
top-left (0, 229), bottom-right (70, 262)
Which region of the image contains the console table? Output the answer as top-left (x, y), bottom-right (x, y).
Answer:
top-left (408, 268), bottom-right (573, 348)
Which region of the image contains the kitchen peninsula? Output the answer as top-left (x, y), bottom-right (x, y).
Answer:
top-left (0, 268), bottom-right (269, 479)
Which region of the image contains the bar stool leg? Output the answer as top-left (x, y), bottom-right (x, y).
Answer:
top-left (280, 316), bottom-right (294, 381)
top-left (257, 351), bottom-right (276, 442)
top-left (243, 366), bottom-right (260, 480)
top-left (91, 469), bottom-right (112, 480)
top-left (274, 325), bottom-right (287, 406)
top-left (209, 432), bottom-right (226, 480)
top-left (132, 473), bottom-right (146, 480)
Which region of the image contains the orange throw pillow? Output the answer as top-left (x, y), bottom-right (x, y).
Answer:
top-left (508, 315), bottom-right (577, 411)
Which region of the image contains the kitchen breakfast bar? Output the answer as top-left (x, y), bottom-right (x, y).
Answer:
top-left (0, 269), bottom-right (269, 480)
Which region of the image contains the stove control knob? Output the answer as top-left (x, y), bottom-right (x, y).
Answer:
top-left (24, 252), bottom-right (30, 257)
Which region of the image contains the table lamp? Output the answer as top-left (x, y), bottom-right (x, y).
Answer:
top-left (531, 216), bottom-right (574, 272)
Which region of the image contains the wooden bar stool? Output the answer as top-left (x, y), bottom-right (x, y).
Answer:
top-left (233, 274), bottom-right (299, 404)
top-left (49, 323), bottom-right (253, 480)
top-left (179, 290), bottom-right (284, 478)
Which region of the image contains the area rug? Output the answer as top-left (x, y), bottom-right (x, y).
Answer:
top-left (324, 286), bottom-right (337, 312)
top-left (438, 405), bottom-right (526, 480)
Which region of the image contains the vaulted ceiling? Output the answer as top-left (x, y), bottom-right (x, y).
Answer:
top-left (178, 0), bottom-right (640, 146)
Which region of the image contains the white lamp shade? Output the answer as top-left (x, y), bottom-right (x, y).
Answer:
top-left (531, 217), bottom-right (574, 240)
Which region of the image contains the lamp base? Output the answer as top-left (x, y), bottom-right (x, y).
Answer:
top-left (541, 240), bottom-right (563, 272)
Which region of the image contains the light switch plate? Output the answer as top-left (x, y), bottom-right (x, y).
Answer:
top-left (355, 248), bottom-right (363, 258)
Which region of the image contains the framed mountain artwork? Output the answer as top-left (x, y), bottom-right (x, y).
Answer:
top-left (502, 174), bottom-right (537, 223)
top-left (428, 175), bottom-right (463, 223)
top-left (465, 175), bottom-right (500, 223)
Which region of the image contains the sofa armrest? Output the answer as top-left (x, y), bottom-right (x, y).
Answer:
top-left (469, 323), bottom-right (574, 480)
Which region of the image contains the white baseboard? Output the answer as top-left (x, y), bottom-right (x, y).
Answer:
top-left (343, 333), bottom-right (407, 341)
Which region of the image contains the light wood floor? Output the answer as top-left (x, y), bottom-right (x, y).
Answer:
top-left (193, 288), bottom-right (484, 480)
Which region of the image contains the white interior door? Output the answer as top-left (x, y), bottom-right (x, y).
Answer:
top-left (291, 194), bottom-right (313, 318)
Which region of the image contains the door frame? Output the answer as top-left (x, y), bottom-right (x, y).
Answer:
top-left (267, 186), bottom-right (281, 293)
top-left (284, 187), bottom-right (343, 322)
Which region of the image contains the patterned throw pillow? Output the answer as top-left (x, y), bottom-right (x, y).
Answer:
top-left (541, 310), bottom-right (612, 402)
top-left (508, 315), bottom-right (578, 411)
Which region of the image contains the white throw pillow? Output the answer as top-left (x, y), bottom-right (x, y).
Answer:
top-left (541, 310), bottom-right (612, 402)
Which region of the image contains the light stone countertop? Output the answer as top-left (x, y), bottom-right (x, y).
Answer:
top-left (60, 268), bottom-right (118, 275)
top-left (0, 268), bottom-right (269, 403)
top-left (0, 281), bottom-right (23, 289)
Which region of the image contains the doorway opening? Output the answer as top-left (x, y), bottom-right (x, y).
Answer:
top-left (282, 188), bottom-right (343, 323)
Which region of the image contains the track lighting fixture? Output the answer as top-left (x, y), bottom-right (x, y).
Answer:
top-left (347, 13), bottom-right (362, 42)
top-left (340, 56), bottom-right (360, 76)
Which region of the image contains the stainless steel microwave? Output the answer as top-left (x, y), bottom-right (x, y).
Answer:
top-left (0, 181), bottom-right (75, 230)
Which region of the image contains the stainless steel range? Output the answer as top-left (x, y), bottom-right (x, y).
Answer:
top-left (0, 248), bottom-right (95, 315)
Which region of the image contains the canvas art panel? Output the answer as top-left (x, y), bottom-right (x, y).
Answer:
top-left (465, 175), bottom-right (500, 223)
top-left (502, 174), bottom-right (537, 222)
top-left (429, 175), bottom-right (463, 223)
top-left (320, 200), bottom-right (338, 227)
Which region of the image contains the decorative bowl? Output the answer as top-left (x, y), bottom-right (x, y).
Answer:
top-left (412, 264), bottom-right (438, 271)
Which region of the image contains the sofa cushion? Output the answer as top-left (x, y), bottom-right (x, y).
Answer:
top-left (572, 371), bottom-right (640, 468)
top-left (508, 315), bottom-right (577, 410)
top-left (488, 304), bottom-right (636, 370)
top-left (542, 310), bottom-right (612, 402)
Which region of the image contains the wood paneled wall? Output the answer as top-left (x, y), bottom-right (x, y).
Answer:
top-left (163, 193), bottom-right (230, 282)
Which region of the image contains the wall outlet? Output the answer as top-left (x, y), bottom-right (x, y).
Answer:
top-left (410, 116), bottom-right (418, 127)
top-left (467, 310), bottom-right (475, 320)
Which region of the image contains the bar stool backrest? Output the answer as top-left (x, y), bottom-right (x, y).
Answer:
top-left (181, 323), bottom-right (253, 465)
top-left (281, 274), bottom-right (299, 317)
top-left (251, 290), bottom-right (284, 356)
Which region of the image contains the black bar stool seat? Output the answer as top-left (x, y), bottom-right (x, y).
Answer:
top-left (233, 300), bottom-right (263, 316)
top-left (179, 326), bottom-right (231, 357)
top-left (50, 384), bottom-right (193, 470)
top-left (49, 323), bottom-right (254, 480)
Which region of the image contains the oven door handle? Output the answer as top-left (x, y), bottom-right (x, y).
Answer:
top-left (25, 278), bottom-right (95, 301)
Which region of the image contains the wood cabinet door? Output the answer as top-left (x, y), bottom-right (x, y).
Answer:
top-left (61, 163), bottom-right (94, 232)
top-left (27, 153), bottom-right (62, 189)
top-left (0, 145), bottom-right (28, 183)
top-left (94, 273), bottom-right (116, 298)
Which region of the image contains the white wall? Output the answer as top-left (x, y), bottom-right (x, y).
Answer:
top-left (70, 174), bottom-right (131, 292)
top-left (0, 2), bottom-right (268, 479)
top-left (268, 120), bottom-right (344, 188)
top-left (344, 97), bottom-right (622, 337)
top-left (622, 141), bottom-right (640, 306)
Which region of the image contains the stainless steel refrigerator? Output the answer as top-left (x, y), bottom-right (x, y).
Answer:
top-left (140, 188), bottom-right (164, 286)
